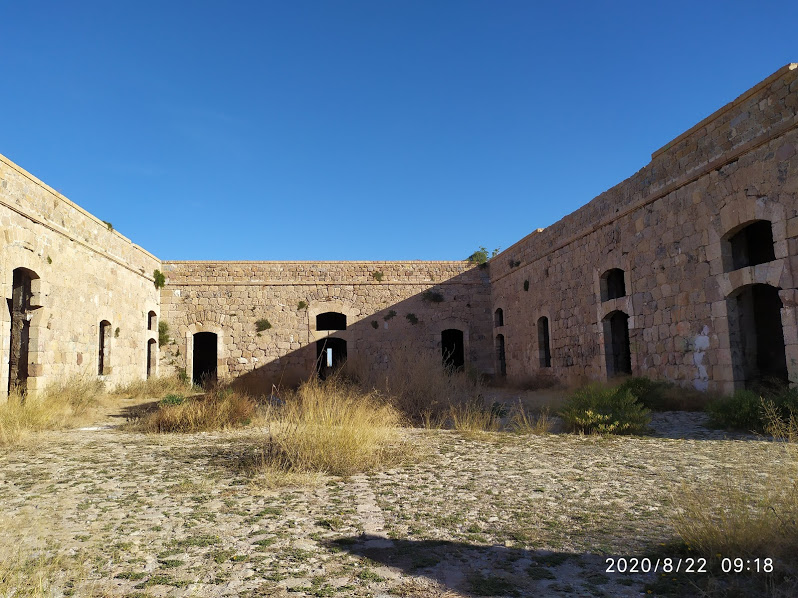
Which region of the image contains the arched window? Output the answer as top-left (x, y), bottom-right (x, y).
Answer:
top-left (494, 308), bottom-right (504, 327)
top-left (537, 317), bottom-right (551, 368)
top-left (316, 312), bottom-right (347, 331)
top-left (723, 220), bottom-right (776, 272)
top-left (147, 311), bottom-right (157, 331)
top-left (600, 269), bottom-right (626, 302)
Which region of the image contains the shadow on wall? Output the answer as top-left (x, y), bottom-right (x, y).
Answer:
top-left (175, 269), bottom-right (495, 394)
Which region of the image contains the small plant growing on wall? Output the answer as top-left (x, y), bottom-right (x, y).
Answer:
top-left (158, 321), bottom-right (170, 347)
top-left (153, 269), bottom-right (166, 289)
top-left (524, 280), bottom-right (529, 292)
top-left (421, 290), bottom-right (444, 303)
top-left (102, 220), bottom-right (114, 231)
top-left (297, 300), bottom-right (308, 310)
top-left (508, 258), bottom-right (521, 268)
top-left (114, 327), bottom-right (120, 338)
top-left (371, 321), bottom-right (379, 329)
top-left (256, 318), bottom-right (272, 332)
top-left (46, 255), bottom-right (52, 264)
top-left (406, 313), bottom-right (419, 325)
top-left (372, 271), bottom-right (384, 282)
top-left (384, 310), bottom-right (397, 321)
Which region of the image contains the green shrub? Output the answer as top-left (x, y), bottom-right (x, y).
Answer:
top-left (383, 310), bottom-right (397, 321)
top-left (708, 386), bottom-right (798, 433)
top-left (405, 313), bottom-right (418, 325)
top-left (297, 300), bottom-right (308, 310)
top-left (559, 385), bottom-right (650, 435)
top-left (707, 390), bottom-right (763, 431)
top-left (158, 321), bottom-right (170, 347)
top-left (421, 290), bottom-right (444, 303)
top-left (372, 271), bottom-right (384, 282)
top-left (255, 318), bottom-right (272, 332)
top-left (153, 269), bottom-right (166, 289)
top-left (159, 394), bottom-right (185, 406)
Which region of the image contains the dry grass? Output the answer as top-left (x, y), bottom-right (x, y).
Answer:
top-left (130, 387), bottom-right (257, 433)
top-left (0, 376), bottom-right (105, 445)
top-left (508, 402), bottom-right (552, 435)
top-left (671, 442), bottom-right (798, 572)
top-left (348, 344), bottom-right (484, 425)
top-left (448, 398), bottom-right (500, 432)
top-left (262, 376), bottom-right (407, 476)
top-left (110, 375), bottom-right (189, 400)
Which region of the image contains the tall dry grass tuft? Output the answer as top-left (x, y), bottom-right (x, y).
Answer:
top-left (263, 376), bottom-right (406, 476)
top-left (110, 375), bottom-right (189, 400)
top-left (672, 465), bottom-right (798, 567)
top-left (131, 387), bottom-right (257, 433)
top-left (508, 401), bottom-right (552, 435)
top-left (348, 344), bottom-right (484, 425)
top-left (0, 377), bottom-right (105, 445)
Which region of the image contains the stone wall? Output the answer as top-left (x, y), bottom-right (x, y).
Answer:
top-left (158, 261), bottom-right (493, 389)
top-left (0, 154), bottom-right (161, 396)
top-left (490, 64), bottom-right (798, 393)
top-left (2, 64), bottom-right (796, 398)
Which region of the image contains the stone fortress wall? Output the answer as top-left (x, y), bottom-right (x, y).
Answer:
top-left (490, 64), bottom-right (798, 394)
top-left (158, 261), bottom-right (492, 389)
top-left (0, 154), bottom-right (161, 396)
top-left (1, 64), bottom-right (796, 397)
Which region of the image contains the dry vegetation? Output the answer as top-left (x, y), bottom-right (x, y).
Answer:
top-left (1, 367), bottom-right (797, 596)
top-left (262, 376), bottom-right (407, 477)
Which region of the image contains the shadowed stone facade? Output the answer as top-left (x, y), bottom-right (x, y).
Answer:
top-left (2, 64), bottom-right (797, 398)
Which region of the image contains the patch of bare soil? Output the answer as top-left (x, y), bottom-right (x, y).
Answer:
top-left (0, 405), bottom-right (787, 597)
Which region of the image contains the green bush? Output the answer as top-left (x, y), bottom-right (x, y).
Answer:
top-left (708, 385), bottom-right (798, 433)
top-left (559, 385), bottom-right (651, 435)
top-left (158, 321), bottom-right (170, 347)
top-left (255, 318), bottom-right (272, 332)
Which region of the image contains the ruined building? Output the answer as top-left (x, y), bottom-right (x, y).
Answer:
top-left (2, 64), bottom-right (798, 398)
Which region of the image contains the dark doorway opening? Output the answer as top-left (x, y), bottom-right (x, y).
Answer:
top-left (600, 269), bottom-right (626, 301)
top-left (98, 320), bottom-right (112, 376)
top-left (603, 311), bottom-right (631, 377)
top-left (725, 220), bottom-right (776, 271)
top-left (193, 332), bottom-right (218, 387)
top-left (537, 316), bottom-right (551, 368)
top-left (494, 308), bottom-right (504, 327)
top-left (8, 268), bottom-right (36, 394)
top-left (496, 334), bottom-right (506, 376)
top-left (441, 329), bottom-right (465, 371)
top-left (316, 312), bottom-right (347, 331)
top-left (316, 337), bottom-right (347, 380)
top-left (728, 284), bottom-right (787, 388)
top-left (147, 339), bottom-right (157, 379)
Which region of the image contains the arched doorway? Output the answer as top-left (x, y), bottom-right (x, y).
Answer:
top-left (603, 311), bottom-right (631, 377)
top-left (727, 284), bottom-right (787, 387)
top-left (193, 332), bottom-right (218, 387)
top-left (316, 337), bottom-right (347, 380)
top-left (147, 339), bottom-right (157, 379)
top-left (441, 329), bottom-right (465, 371)
top-left (8, 268), bottom-right (38, 394)
top-left (495, 334), bottom-right (506, 376)
top-left (537, 316), bottom-right (551, 368)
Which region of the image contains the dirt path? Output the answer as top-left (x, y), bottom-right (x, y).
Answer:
top-left (0, 403), bottom-right (786, 597)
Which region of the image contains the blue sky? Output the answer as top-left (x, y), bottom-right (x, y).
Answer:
top-left (2, 1), bottom-right (796, 261)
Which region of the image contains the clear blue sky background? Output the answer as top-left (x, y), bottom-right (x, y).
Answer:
top-left (2, 1), bottom-right (796, 261)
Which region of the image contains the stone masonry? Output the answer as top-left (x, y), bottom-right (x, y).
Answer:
top-left (1, 64), bottom-right (797, 398)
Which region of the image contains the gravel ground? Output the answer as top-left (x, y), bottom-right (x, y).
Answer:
top-left (0, 408), bottom-right (791, 597)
